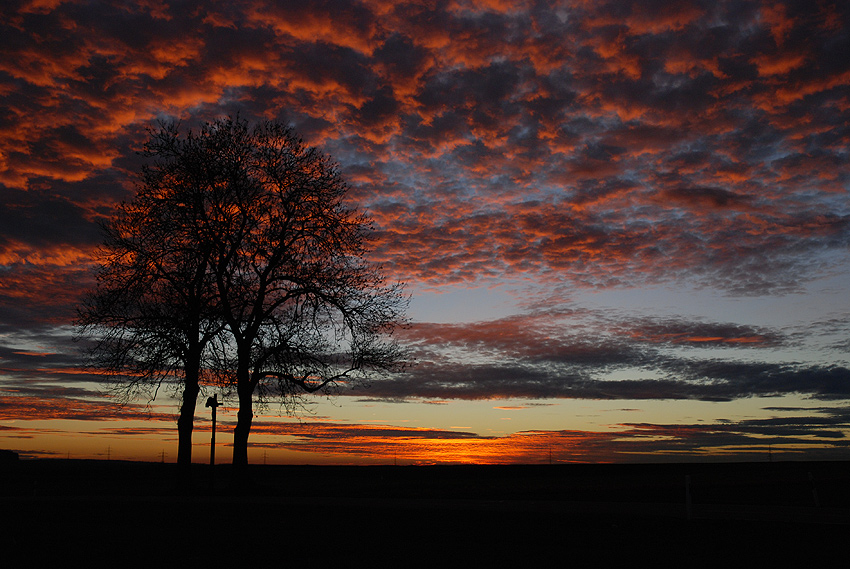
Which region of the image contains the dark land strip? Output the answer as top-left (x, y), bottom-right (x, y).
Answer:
top-left (1, 459), bottom-right (848, 564)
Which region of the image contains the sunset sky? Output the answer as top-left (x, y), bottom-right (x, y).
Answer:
top-left (1, 0), bottom-right (849, 465)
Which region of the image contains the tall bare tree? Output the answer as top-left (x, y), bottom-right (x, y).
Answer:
top-left (77, 123), bottom-right (229, 484)
top-left (197, 117), bottom-right (408, 483)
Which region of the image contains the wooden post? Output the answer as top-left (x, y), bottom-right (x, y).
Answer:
top-left (205, 394), bottom-right (220, 489)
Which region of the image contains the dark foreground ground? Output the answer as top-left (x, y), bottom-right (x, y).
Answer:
top-left (2, 459), bottom-right (849, 565)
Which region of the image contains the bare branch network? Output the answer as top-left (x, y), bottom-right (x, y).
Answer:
top-left (77, 116), bottom-right (410, 472)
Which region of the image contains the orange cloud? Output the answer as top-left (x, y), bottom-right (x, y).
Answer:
top-left (245, 1), bottom-right (379, 56)
top-left (752, 51), bottom-right (808, 76)
top-left (0, 242), bottom-right (93, 268)
top-left (759, 2), bottom-right (795, 48)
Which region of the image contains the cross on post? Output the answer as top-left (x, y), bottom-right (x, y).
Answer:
top-left (205, 394), bottom-right (221, 486)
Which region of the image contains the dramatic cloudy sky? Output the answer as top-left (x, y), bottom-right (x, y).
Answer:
top-left (1, 0), bottom-right (849, 464)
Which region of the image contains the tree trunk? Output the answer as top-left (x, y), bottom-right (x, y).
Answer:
top-left (232, 406), bottom-right (253, 468)
top-left (177, 370), bottom-right (200, 491)
top-left (230, 360), bottom-right (255, 488)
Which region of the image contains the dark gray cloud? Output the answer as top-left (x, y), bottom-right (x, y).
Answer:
top-left (357, 311), bottom-right (847, 402)
top-left (362, 358), bottom-right (850, 402)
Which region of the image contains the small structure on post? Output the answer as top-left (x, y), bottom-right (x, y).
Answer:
top-left (205, 394), bottom-right (220, 488)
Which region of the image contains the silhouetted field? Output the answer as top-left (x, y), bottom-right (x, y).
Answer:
top-left (2, 459), bottom-right (848, 564)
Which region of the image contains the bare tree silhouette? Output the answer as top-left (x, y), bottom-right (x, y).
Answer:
top-left (78, 116), bottom-right (409, 487)
top-left (77, 123), bottom-right (230, 486)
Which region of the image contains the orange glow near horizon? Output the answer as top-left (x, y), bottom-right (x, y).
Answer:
top-left (5, 402), bottom-right (845, 465)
